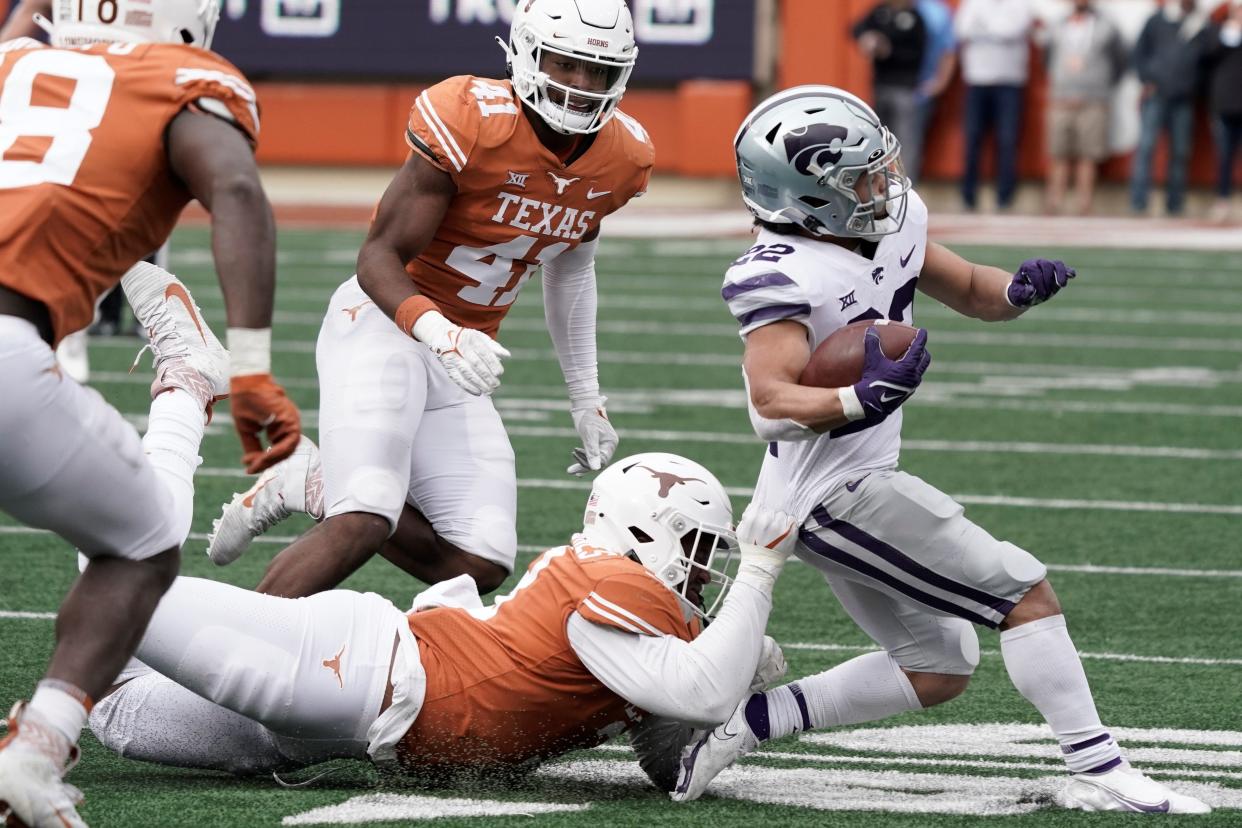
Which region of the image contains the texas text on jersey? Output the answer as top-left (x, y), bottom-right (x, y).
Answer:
top-left (0, 40), bottom-right (258, 346)
top-left (403, 74), bottom-right (654, 336)
top-left (397, 535), bottom-right (695, 771)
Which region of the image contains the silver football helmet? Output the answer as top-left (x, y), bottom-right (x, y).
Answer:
top-left (734, 85), bottom-right (910, 240)
top-left (580, 453), bottom-right (738, 621)
top-left (48, 0), bottom-right (221, 48)
top-left (498, 0), bottom-right (637, 135)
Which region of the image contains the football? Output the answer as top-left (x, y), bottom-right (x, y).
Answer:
top-left (798, 320), bottom-right (921, 389)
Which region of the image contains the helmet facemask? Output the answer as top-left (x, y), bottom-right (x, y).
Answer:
top-left (830, 130), bottom-right (910, 238)
top-left (497, 0), bottom-right (637, 136)
top-left (639, 507), bottom-right (739, 622)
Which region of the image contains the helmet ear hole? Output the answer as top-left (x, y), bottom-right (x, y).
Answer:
top-left (799, 195), bottom-right (830, 209)
top-left (629, 527), bottom-right (654, 544)
top-left (764, 123), bottom-right (781, 145)
top-left (179, 29), bottom-right (194, 43)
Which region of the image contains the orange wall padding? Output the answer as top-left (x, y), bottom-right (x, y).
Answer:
top-left (252, 80), bottom-right (751, 176)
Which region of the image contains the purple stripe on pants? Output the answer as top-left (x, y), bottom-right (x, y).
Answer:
top-left (798, 525), bottom-right (1000, 628)
top-left (810, 505), bottom-right (1016, 619)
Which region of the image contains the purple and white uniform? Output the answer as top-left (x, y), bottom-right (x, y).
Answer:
top-left (723, 191), bottom-right (1046, 676)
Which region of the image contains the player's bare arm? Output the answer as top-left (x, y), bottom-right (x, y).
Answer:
top-left (743, 321), bottom-right (852, 434)
top-left (918, 242), bottom-right (1076, 321)
top-left (168, 108), bottom-right (302, 473)
top-left (355, 151), bottom-right (454, 318)
top-left (168, 110), bottom-right (275, 329)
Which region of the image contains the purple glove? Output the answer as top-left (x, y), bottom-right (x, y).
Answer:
top-left (1007, 258), bottom-right (1076, 308)
top-left (849, 326), bottom-right (931, 419)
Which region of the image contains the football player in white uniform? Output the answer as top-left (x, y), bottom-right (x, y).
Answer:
top-left (204, 0), bottom-right (653, 599)
top-left (671, 86), bottom-right (1208, 815)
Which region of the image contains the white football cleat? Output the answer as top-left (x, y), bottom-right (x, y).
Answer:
top-left (670, 696), bottom-right (760, 802)
top-left (121, 261), bottom-right (229, 419)
top-left (206, 435), bottom-right (323, 566)
top-left (1060, 761), bottom-right (1211, 814)
top-left (0, 702), bottom-right (87, 828)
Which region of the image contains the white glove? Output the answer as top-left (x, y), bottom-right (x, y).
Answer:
top-left (748, 635), bottom-right (788, 693)
top-left (567, 398), bottom-right (619, 475)
top-left (736, 503), bottom-right (799, 586)
top-left (411, 310), bottom-right (510, 396)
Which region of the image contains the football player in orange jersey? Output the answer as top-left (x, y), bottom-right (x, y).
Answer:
top-left (91, 454), bottom-right (795, 793)
top-left (0, 1), bottom-right (301, 824)
top-left (206, 0), bottom-right (655, 600)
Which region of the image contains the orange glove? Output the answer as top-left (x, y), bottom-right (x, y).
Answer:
top-left (230, 373), bottom-right (301, 474)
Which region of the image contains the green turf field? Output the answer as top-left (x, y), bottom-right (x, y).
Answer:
top-left (2, 227), bottom-right (1239, 826)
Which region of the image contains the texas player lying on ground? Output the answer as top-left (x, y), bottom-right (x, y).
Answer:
top-left (0, 2), bottom-right (301, 823)
top-left (670, 86), bottom-right (1207, 814)
top-left (205, 0), bottom-right (654, 601)
top-left (91, 455), bottom-right (794, 789)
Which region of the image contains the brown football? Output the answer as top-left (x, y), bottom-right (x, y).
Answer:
top-left (798, 320), bottom-right (921, 388)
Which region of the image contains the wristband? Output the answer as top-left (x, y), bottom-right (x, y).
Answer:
top-left (838, 385), bottom-right (865, 421)
top-left (226, 327), bottom-right (271, 377)
top-left (395, 295), bottom-right (440, 337)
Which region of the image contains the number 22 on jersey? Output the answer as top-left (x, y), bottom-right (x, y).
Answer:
top-left (0, 50), bottom-right (116, 189)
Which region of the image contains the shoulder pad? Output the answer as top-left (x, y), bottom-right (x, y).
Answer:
top-left (576, 571), bottom-right (690, 639)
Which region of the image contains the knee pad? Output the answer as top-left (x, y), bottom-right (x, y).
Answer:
top-left (995, 541), bottom-right (1048, 590)
top-left (457, 504), bottom-right (517, 572)
top-left (331, 466), bottom-right (407, 532)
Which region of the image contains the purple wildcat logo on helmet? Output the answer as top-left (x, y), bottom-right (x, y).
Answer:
top-left (783, 123), bottom-right (851, 176)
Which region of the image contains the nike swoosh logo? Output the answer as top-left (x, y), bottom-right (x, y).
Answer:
top-left (586, 188), bottom-right (611, 199)
top-left (879, 392), bottom-right (905, 403)
top-left (165, 283), bottom-right (207, 344)
top-left (900, 245), bottom-right (917, 268)
top-left (241, 476), bottom-right (272, 508)
top-left (845, 473), bottom-right (870, 493)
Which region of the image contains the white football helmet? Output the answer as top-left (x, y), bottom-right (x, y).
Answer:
top-left (48, 0), bottom-right (221, 48)
top-left (498, 0), bottom-right (637, 134)
top-left (580, 452), bottom-right (738, 620)
top-left (735, 85), bottom-right (910, 240)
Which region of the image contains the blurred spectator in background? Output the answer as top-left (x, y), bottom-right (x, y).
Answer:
top-left (0, 0), bottom-right (49, 40)
top-left (1205, 0), bottom-right (1242, 223)
top-left (853, 1), bottom-right (927, 183)
top-left (913, 0), bottom-right (957, 183)
top-left (1130, 0), bottom-right (1209, 217)
top-left (1041, 0), bottom-right (1127, 215)
top-left (955, 0), bottom-right (1034, 211)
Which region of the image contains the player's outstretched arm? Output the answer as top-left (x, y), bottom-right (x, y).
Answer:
top-left (358, 153), bottom-right (510, 396)
top-left (168, 109), bottom-right (301, 473)
top-left (919, 242), bottom-right (1076, 321)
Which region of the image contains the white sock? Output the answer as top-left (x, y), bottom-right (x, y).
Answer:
top-left (744, 651), bottom-right (922, 742)
top-left (28, 681), bottom-right (88, 746)
top-left (1000, 614), bottom-right (1122, 774)
top-left (142, 388), bottom-right (204, 543)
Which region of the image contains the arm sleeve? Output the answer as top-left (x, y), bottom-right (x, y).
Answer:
top-left (567, 569), bottom-right (775, 727)
top-left (542, 237), bottom-right (600, 405)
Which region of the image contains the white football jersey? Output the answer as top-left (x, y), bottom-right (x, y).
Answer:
top-left (722, 191), bottom-right (930, 522)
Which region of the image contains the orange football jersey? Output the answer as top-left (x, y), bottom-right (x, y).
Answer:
top-left (403, 76), bottom-right (654, 337)
top-left (398, 538), bottom-right (695, 772)
top-left (0, 40), bottom-right (259, 345)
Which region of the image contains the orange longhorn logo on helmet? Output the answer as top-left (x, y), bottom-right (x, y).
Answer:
top-left (635, 465), bottom-right (705, 498)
